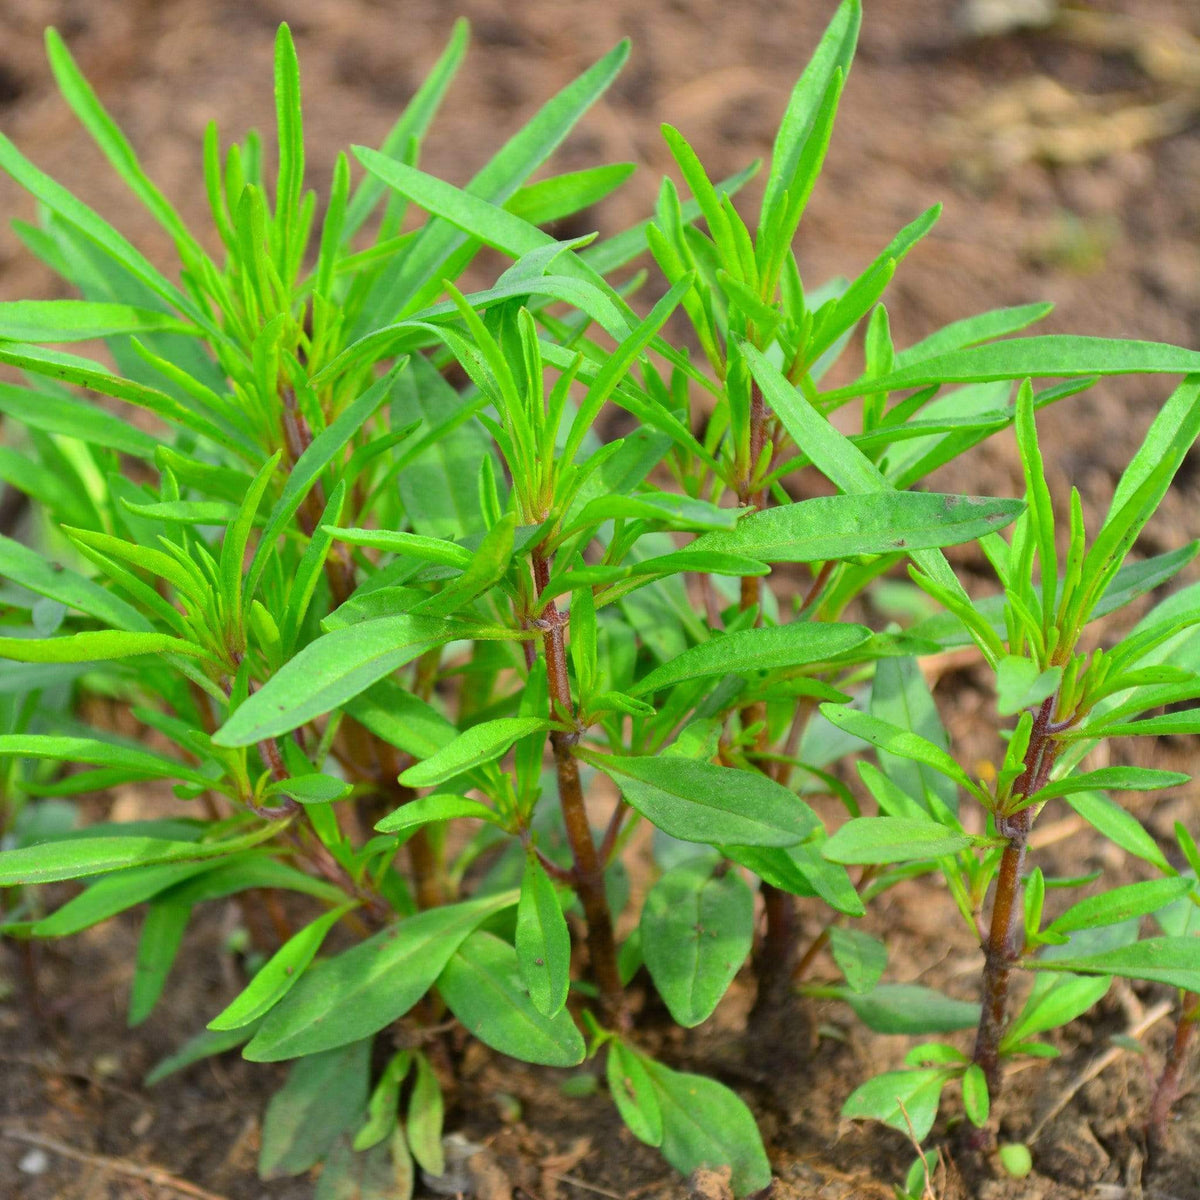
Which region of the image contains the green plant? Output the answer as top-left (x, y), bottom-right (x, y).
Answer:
top-left (2, 4), bottom-right (1200, 1194)
top-left (824, 379), bottom-right (1200, 1161)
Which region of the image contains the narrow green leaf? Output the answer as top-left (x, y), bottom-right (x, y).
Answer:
top-left (0, 822), bottom-right (288, 886)
top-left (353, 1050), bottom-right (412, 1152)
top-left (1031, 766), bottom-right (1187, 807)
top-left (820, 704), bottom-right (974, 793)
top-left (760, 0), bottom-right (860, 232)
top-left (828, 926), bottom-right (887, 994)
top-left (31, 860), bottom-right (218, 938)
top-left (823, 816), bottom-right (974, 864)
top-left (1034, 937), bottom-right (1200, 992)
top-left (128, 899), bottom-right (190, 1026)
top-left (630, 621), bottom-right (870, 696)
top-left (213, 615), bottom-right (450, 746)
top-left (342, 19), bottom-right (469, 242)
top-left (243, 891), bottom-right (516, 1061)
top-left (0, 534), bottom-right (149, 631)
top-left (209, 904), bottom-right (356, 1030)
top-left (895, 303), bottom-right (1054, 368)
top-left (1046, 878), bottom-right (1194, 935)
top-left (45, 27), bottom-right (203, 258)
top-left (606, 1040), bottom-right (663, 1147)
top-left (0, 300), bottom-right (195, 342)
top-left (0, 630), bottom-right (210, 664)
top-left (507, 162), bottom-right (636, 226)
top-left (375, 794), bottom-right (502, 835)
top-left (516, 854), bottom-right (572, 1018)
top-left (1002, 972), bottom-right (1112, 1047)
top-left (824, 338), bottom-right (1200, 403)
top-left (691, 492), bottom-right (1022, 563)
top-left (399, 717), bottom-right (552, 788)
top-left (1063, 792), bottom-right (1173, 873)
top-left (841, 984), bottom-right (980, 1034)
top-left (0, 733), bottom-right (212, 787)
top-left (406, 1053), bottom-right (445, 1176)
top-left (144, 1023), bottom-right (259, 1087)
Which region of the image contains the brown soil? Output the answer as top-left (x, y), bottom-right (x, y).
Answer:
top-left (2, 0), bottom-right (1200, 1197)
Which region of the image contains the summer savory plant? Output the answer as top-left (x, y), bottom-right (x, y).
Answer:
top-left (2, 2), bottom-right (1200, 1193)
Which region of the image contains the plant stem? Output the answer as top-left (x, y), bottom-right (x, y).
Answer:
top-left (737, 376), bottom-right (798, 1008)
top-left (972, 695), bottom-right (1058, 1097)
top-left (1148, 993), bottom-right (1198, 1155)
top-left (532, 552), bottom-right (626, 1029)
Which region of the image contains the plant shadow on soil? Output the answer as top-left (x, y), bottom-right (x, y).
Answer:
top-left (2, 0), bottom-right (1200, 1195)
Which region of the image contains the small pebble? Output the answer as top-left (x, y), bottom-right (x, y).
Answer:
top-left (18, 1148), bottom-right (49, 1175)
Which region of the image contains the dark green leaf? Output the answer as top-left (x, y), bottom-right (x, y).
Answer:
top-left (590, 754), bottom-right (819, 847)
top-left (641, 860), bottom-right (754, 1027)
top-left (691, 492), bottom-right (1023, 563)
top-left (630, 621), bottom-right (870, 696)
top-left (259, 1040), bottom-right (371, 1178)
top-left (243, 891), bottom-right (515, 1061)
top-left (516, 854), bottom-right (572, 1018)
top-left (437, 931), bottom-right (585, 1067)
top-left (841, 984), bottom-right (980, 1034)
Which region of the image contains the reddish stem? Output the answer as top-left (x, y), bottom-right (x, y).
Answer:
top-left (1148, 994), bottom-right (1198, 1155)
top-left (972, 695), bottom-right (1059, 1098)
top-left (533, 553), bottom-right (626, 1028)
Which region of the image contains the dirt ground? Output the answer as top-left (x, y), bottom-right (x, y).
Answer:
top-left (1, 0), bottom-right (1200, 1196)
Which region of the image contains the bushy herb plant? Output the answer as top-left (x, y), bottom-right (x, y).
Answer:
top-left (1, 3), bottom-right (1199, 1193)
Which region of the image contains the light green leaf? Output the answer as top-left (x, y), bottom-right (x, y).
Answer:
top-left (1063, 792), bottom-right (1173, 873)
top-left (0, 630), bottom-right (210, 664)
top-left (820, 704), bottom-right (974, 794)
top-left (1001, 972), bottom-right (1112, 1048)
top-left (0, 821), bottom-right (288, 886)
top-left (842, 1068), bottom-right (950, 1140)
top-left (691, 492), bottom-right (1023, 563)
top-left (128, 899), bottom-right (190, 1026)
top-left (840, 984), bottom-right (980, 1035)
top-left (208, 904), bottom-right (356, 1031)
top-left (1033, 937), bottom-right (1200, 992)
top-left (375, 794), bottom-right (502, 835)
top-left (0, 300), bottom-right (195, 342)
top-left (1046, 878), bottom-right (1194, 936)
top-left (213, 615), bottom-right (450, 746)
top-left (1031, 766), bottom-right (1187, 807)
top-left (996, 656), bottom-right (1062, 718)
top-left (828, 926), bottom-right (887, 994)
top-left (406, 1052), bottom-right (445, 1176)
top-left (606, 1040), bottom-right (663, 1147)
top-left (824, 337), bottom-right (1200, 403)
top-left (823, 817), bottom-right (974, 864)
top-left (399, 717), bottom-right (552, 788)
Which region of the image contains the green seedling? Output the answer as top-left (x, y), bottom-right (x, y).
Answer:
top-left (2, 5), bottom-right (1200, 1194)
